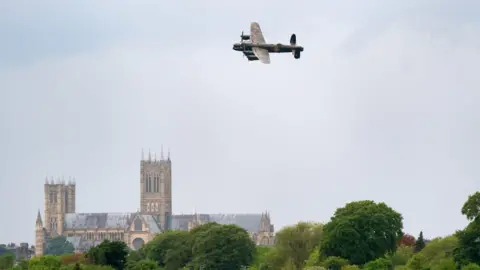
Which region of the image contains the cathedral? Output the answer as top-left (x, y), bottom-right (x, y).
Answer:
top-left (35, 151), bottom-right (275, 256)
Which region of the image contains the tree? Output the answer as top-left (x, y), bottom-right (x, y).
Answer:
top-left (45, 236), bottom-right (75, 256)
top-left (454, 221), bottom-right (480, 266)
top-left (86, 240), bottom-right (129, 270)
top-left (462, 263), bottom-right (480, 270)
top-left (29, 255), bottom-right (62, 270)
top-left (0, 252), bottom-right (15, 269)
top-left (320, 200), bottom-right (403, 265)
top-left (274, 222), bottom-right (323, 269)
top-left (399, 233), bottom-right (416, 247)
top-left (189, 224), bottom-right (256, 269)
top-left (385, 245), bottom-right (413, 266)
top-left (321, 256), bottom-right (348, 270)
top-left (454, 192), bottom-right (480, 267)
top-left (130, 259), bottom-right (160, 270)
top-left (144, 230), bottom-right (191, 270)
top-left (414, 231), bottom-right (426, 253)
top-left (363, 257), bottom-right (392, 270)
top-left (461, 192), bottom-right (480, 222)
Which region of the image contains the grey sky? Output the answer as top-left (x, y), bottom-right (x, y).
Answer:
top-left (1, 0), bottom-right (479, 244)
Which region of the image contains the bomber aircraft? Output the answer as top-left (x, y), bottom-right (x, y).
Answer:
top-left (232, 22), bottom-right (304, 64)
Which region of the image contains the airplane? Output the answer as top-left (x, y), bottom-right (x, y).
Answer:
top-left (232, 22), bottom-right (304, 64)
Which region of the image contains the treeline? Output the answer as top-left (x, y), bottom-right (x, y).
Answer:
top-left (1, 191), bottom-right (479, 270)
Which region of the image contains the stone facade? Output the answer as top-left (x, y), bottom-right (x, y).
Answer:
top-left (35, 150), bottom-right (275, 256)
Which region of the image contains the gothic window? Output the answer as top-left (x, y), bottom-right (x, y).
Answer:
top-left (155, 202), bottom-right (159, 212)
top-left (134, 218), bottom-right (142, 232)
top-left (148, 175), bottom-right (152, 192)
top-left (153, 176), bottom-right (157, 193)
top-left (160, 171), bottom-right (165, 180)
top-left (146, 203), bottom-right (151, 212)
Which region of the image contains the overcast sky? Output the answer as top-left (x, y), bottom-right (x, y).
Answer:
top-left (1, 0), bottom-right (479, 244)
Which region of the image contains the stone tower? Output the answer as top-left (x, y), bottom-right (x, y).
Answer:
top-left (44, 177), bottom-right (76, 236)
top-left (35, 210), bottom-right (44, 256)
top-left (140, 148), bottom-right (172, 230)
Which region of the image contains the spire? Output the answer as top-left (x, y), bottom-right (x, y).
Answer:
top-left (161, 145), bottom-right (164, 160)
top-left (154, 152), bottom-right (157, 162)
top-left (36, 209), bottom-right (43, 226)
top-left (167, 148), bottom-right (170, 160)
top-left (148, 149), bottom-right (151, 161)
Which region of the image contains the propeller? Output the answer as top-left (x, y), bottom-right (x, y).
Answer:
top-left (240, 31), bottom-right (244, 43)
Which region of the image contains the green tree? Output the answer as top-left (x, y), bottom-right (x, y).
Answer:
top-left (454, 221), bottom-right (480, 266)
top-left (430, 258), bottom-right (456, 270)
top-left (87, 240), bottom-right (129, 270)
top-left (45, 236), bottom-right (75, 256)
top-left (144, 230), bottom-right (191, 270)
top-left (126, 249), bottom-right (146, 270)
top-left (385, 245), bottom-right (414, 266)
top-left (29, 255), bottom-right (62, 270)
top-left (462, 263), bottom-right (480, 270)
top-left (189, 224), bottom-right (256, 269)
top-left (321, 256), bottom-right (349, 270)
top-left (274, 222), bottom-right (323, 269)
top-left (410, 235), bottom-right (458, 268)
top-left (0, 252), bottom-right (15, 269)
top-left (414, 231), bottom-right (426, 253)
top-left (407, 253), bottom-right (428, 270)
top-left (130, 259), bottom-right (160, 270)
top-left (461, 192), bottom-right (480, 222)
top-left (363, 257), bottom-right (393, 270)
top-left (454, 192), bottom-right (480, 267)
top-left (320, 200), bottom-right (403, 265)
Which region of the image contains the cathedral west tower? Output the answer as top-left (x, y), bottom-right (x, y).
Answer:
top-left (140, 148), bottom-right (172, 230)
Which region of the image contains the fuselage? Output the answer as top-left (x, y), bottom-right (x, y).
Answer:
top-left (233, 43), bottom-right (304, 53)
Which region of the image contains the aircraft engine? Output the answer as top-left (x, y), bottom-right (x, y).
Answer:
top-left (294, 49), bottom-right (301, 59)
top-left (290, 34), bottom-right (296, 45)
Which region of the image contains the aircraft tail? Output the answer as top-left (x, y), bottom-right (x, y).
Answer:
top-left (290, 34), bottom-right (296, 46)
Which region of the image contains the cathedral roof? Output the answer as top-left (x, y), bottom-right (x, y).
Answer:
top-left (171, 213), bottom-right (266, 233)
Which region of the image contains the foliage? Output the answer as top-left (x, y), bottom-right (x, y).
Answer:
top-left (386, 245), bottom-right (414, 266)
top-left (60, 253), bottom-right (85, 265)
top-left (454, 192), bottom-right (480, 267)
top-left (320, 200), bottom-right (403, 265)
top-left (461, 192), bottom-right (480, 222)
top-left (0, 252), bottom-right (15, 269)
top-left (430, 258), bottom-right (456, 270)
top-left (454, 222), bottom-right (480, 266)
top-left (341, 265), bottom-right (360, 270)
top-left (128, 259), bottom-right (160, 270)
top-left (462, 263), bottom-right (480, 270)
top-left (144, 230), bottom-right (191, 270)
top-left (29, 255), bottom-right (62, 270)
top-left (399, 233), bottom-right (416, 247)
top-left (305, 247), bottom-right (321, 267)
top-left (274, 222), bottom-right (323, 269)
top-left (189, 224), bottom-right (256, 269)
top-left (363, 257), bottom-right (393, 270)
top-left (45, 236), bottom-right (75, 256)
top-left (321, 256), bottom-right (349, 270)
top-left (86, 240), bottom-right (129, 270)
top-left (414, 231), bottom-right (426, 253)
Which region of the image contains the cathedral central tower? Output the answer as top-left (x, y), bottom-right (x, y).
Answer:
top-left (140, 148), bottom-right (172, 230)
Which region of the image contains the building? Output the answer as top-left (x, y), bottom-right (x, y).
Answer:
top-left (0, 243), bottom-right (35, 260)
top-left (35, 150), bottom-right (275, 256)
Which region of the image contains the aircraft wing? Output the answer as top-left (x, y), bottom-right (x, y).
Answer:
top-left (250, 22), bottom-right (266, 44)
top-left (252, 47), bottom-right (270, 64)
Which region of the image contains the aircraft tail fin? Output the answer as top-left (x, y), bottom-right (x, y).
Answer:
top-left (290, 34), bottom-right (296, 46)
